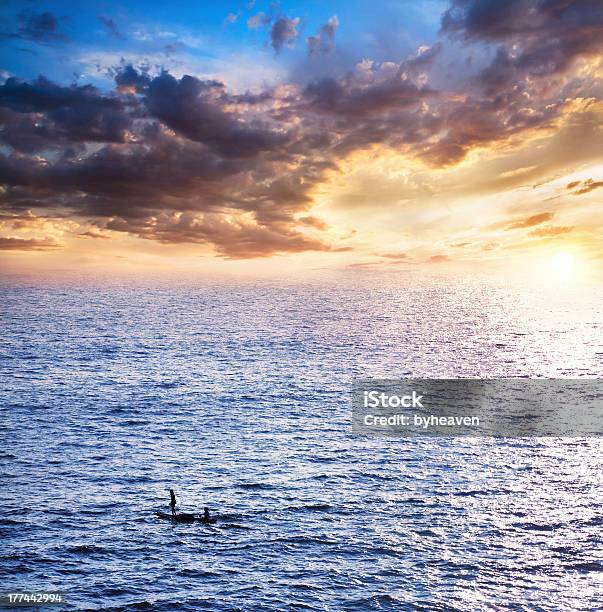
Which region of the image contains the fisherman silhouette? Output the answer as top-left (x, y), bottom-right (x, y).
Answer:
top-left (169, 489), bottom-right (177, 515)
top-left (156, 492), bottom-right (215, 523)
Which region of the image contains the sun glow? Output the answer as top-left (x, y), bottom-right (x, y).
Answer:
top-left (549, 251), bottom-right (577, 278)
top-left (521, 248), bottom-right (593, 288)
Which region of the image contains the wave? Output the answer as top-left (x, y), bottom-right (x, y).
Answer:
top-left (237, 482), bottom-right (275, 490)
top-left (563, 561), bottom-right (602, 573)
top-left (66, 544), bottom-right (105, 554)
top-left (285, 503), bottom-right (333, 512)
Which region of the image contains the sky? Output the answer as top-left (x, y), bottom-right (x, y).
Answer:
top-left (0, 0), bottom-right (602, 278)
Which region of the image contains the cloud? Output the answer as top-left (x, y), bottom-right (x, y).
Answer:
top-left (113, 64), bottom-right (152, 93)
top-left (506, 212), bottom-right (554, 229)
top-left (78, 229), bottom-right (111, 239)
top-left (10, 11), bottom-right (68, 44)
top-left (298, 215), bottom-right (329, 230)
top-left (306, 15), bottom-right (339, 56)
top-left (271, 17), bottom-right (300, 53)
top-left (441, 0), bottom-right (537, 41)
top-left (0, 77), bottom-right (132, 151)
top-left (380, 252), bottom-right (411, 260)
top-left (567, 178), bottom-right (603, 195)
top-left (246, 7), bottom-right (301, 54)
top-left (225, 13), bottom-right (239, 25)
top-left (107, 211), bottom-right (334, 258)
top-left (304, 73), bottom-right (434, 118)
top-left (427, 254), bottom-right (450, 263)
top-left (247, 12), bottom-right (271, 29)
top-left (442, 0), bottom-right (603, 94)
top-left (0, 54), bottom-right (596, 258)
top-left (0, 67), bottom-right (339, 258)
top-left (529, 225), bottom-right (573, 237)
top-left (303, 39), bottom-right (550, 171)
top-left (143, 71), bottom-right (290, 157)
top-left (0, 236), bottom-right (61, 250)
top-left (1, 1), bottom-right (601, 260)
top-left (98, 16), bottom-right (123, 39)
top-left (345, 260), bottom-right (383, 269)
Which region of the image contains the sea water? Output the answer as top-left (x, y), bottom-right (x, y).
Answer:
top-left (1, 271), bottom-right (602, 610)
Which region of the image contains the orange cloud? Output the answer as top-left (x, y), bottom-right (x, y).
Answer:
top-left (506, 212), bottom-right (554, 230)
top-left (567, 178), bottom-right (603, 195)
top-left (0, 236), bottom-right (61, 250)
top-left (529, 225), bottom-right (573, 237)
top-left (427, 254), bottom-right (450, 263)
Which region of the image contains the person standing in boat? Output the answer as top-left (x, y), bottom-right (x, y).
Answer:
top-left (169, 489), bottom-right (177, 515)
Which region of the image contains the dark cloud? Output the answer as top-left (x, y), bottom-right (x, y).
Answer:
top-left (441, 0), bottom-right (536, 40)
top-left (0, 77), bottom-right (132, 150)
top-left (507, 212), bottom-right (554, 229)
top-left (419, 91), bottom-right (562, 166)
top-left (306, 15), bottom-right (339, 56)
top-left (98, 16), bottom-right (123, 39)
top-left (0, 236), bottom-right (60, 250)
top-left (305, 75), bottom-right (434, 117)
top-left (407, 43), bottom-right (443, 72)
top-left (0, 77), bottom-right (118, 114)
top-left (0, 70), bottom-right (336, 258)
top-left (113, 64), bottom-right (151, 93)
top-left (567, 178), bottom-right (603, 195)
top-left (442, 0), bottom-right (603, 94)
top-left (13, 11), bottom-right (68, 43)
top-left (271, 17), bottom-right (299, 53)
top-left (0, 134), bottom-right (249, 205)
top-left (144, 72), bottom-right (290, 157)
top-left (442, 0), bottom-right (603, 47)
top-left (246, 7), bottom-right (301, 55)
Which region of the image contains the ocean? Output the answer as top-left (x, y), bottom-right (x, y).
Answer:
top-left (1, 272), bottom-right (602, 610)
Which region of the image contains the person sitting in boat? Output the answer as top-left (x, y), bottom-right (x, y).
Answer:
top-left (203, 506), bottom-right (211, 522)
top-left (169, 489), bottom-right (177, 515)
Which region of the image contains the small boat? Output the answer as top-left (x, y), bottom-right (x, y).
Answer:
top-left (155, 511), bottom-right (216, 524)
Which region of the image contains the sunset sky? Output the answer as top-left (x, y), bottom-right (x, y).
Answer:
top-left (0, 0), bottom-right (602, 276)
